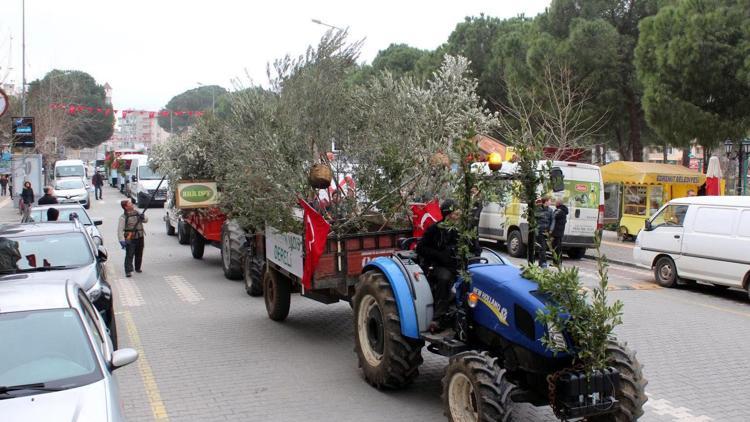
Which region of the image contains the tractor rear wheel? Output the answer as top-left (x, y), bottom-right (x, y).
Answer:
top-left (165, 218), bottom-right (176, 236)
top-left (506, 230), bottom-right (526, 258)
top-left (588, 339), bottom-right (647, 422)
top-left (263, 267), bottom-right (291, 321)
top-left (221, 220), bottom-right (245, 280)
top-left (243, 255), bottom-right (264, 297)
top-left (177, 220), bottom-right (190, 245)
top-left (353, 270), bottom-right (424, 389)
top-left (190, 229), bottom-right (205, 259)
top-left (442, 351), bottom-right (515, 422)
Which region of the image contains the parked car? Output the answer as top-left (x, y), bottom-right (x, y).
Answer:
top-left (0, 221), bottom-right (116, 346)
top-left (0, 278), bottom-right (137, 421)
top-left (23, 204), bottom-right (103, 244)
top-left (53, 158), bottom-right (86, 179)
top-left (634, 196), bottom-right (750, 297)
top-left (54, 177), bottom-right (91, 209)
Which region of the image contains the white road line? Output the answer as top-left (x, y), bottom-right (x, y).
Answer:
top-left (164, 275), bottom-right (204, 304)
top-left (117, 277), bottom-right (145, 307)
top-left (645, 393), bottom-right (714, 421)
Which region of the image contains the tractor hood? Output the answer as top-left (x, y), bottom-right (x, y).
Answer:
top-left (467, 264), bottom-right (571, 359)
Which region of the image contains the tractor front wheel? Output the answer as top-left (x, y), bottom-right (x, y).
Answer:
top-left (190, 229), bottom-right (206, 259)
top-left (353, 270), bottom-right (424, 389)
top-left (442, 351), bottom-right (515, 422)
top-left (221, 221), bottom-right (245, 280)
top-left (243, 255), bottom-right (264, 297)
top-left (588, 339), bottom-right (648, 422)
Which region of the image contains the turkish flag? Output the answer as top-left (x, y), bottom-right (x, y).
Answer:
top-left (411, 199), bottom-right (442, 239)
top-left (299, 198), bottom-right (330, 290)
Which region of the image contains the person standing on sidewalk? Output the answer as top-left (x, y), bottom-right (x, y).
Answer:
top-left (20, 181), bottom-right (34, 219)
top-left (551, 199), bottom-right (569, 266)
top-left (117, 199), bottom-right (148, 277)
top-left (534, 197), bottom-right (554, 268)
top-left (92, 171), bottom-right (104, 200)
top-left (0, 175), bottom-right (8, 196)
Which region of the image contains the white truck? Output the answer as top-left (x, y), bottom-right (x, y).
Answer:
top-left (478, 161), bottom-right (605, 260)
top-left (128, 156), bottom-right (168, 208)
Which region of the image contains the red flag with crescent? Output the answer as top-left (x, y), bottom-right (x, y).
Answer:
top-left (411, 199), bottom-right (442, 239)
top-left (299, 198), bottom-right (330, 290)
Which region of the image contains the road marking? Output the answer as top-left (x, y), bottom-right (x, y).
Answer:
top-left (645, 393), bottom-right (713, 421)
top-left (668, 296), bottom-right (750, 319)
top-left (117, 277), bottom-right (145, 307)
top-left (601, 239), bottom-right (635, 250)
top-left (123, 311), bottom-right (170, 421)
top-left (164, 275), bottom-right (204, 304)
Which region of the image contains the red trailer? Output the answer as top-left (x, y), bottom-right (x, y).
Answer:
top-left (181, 207), bottom-right (247, 280)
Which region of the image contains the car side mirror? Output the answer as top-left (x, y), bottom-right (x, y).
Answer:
top-left (94, 219), bottom-right (103, 226)
top-left (111, 348), bottom-right (138, 369)
top-left (644, 220), bottom-right (653, 231)
top-left (97, 245), bottom-right (108, 262)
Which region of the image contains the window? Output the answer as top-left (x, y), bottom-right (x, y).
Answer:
top-left (648, 186), bottom-right (664, 216)
top-left (623, 186), bottom-right (647, 216)
top-left (650, 205), bottom-right (688, 227)
top-left (78, 292), bottom-right (106, 358)
top-left (0, 232), bottom-right (94, 271)
top-left (694, 207), bottom-right (736, 235)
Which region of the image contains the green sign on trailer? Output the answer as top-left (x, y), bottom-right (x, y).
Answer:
top-left (176, 180), bottom-right (219, 208)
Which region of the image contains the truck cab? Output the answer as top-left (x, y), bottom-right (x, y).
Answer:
top-left (128, 156), bottom-right (167, 208)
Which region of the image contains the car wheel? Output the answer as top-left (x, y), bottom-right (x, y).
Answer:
top-left (654, 256), bottom-right (679, 288)
top-left (506, 230), bottom-right (526, 258)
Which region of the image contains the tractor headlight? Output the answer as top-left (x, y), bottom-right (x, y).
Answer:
top-left (467, 292), bottom-right (479, 308)
top-left (546, 322), bottom-right (567, 351)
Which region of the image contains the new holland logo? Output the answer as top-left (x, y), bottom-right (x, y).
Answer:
top-left (472, 287), bottom-right (509, 326)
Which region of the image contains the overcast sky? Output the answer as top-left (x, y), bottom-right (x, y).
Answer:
top-left (1, 0), bottom-right (550, 111)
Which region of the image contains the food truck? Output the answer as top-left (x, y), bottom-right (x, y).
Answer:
top-left (601, 161), bottom-right (706, 240)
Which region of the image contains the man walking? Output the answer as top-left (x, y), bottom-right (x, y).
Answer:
top-left (92, 171), bottom-right (104, 200)
top-left (0, 175), bottom-right (7, 196)
top-left (117, 199), bottom-right (148, 277)
top-left (551, 199), bottom-right (569, 266)
top-left (37, 186), bottom-right (58, 205)
top-left (534, 196), bottom-right (554, 268)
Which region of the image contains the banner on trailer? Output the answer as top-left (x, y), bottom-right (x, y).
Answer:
top-left (265, 226), bottom-right (304, 279)
top-left (175, 180), bottom-right (219, 208)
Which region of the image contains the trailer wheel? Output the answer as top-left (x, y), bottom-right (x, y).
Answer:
top-left (221, 221), bottom-right (245, 280)
top-left (506, 230), bottom-right (526, 258)
top-left (165, 218), bottom-right (176, 236)
top-left (353, 270), bottom-right (424, 389)
top-left (588, 339), bottom-right (647, 422)
top-left (263, 267), bottom-right (291, 321)
top-left (190, 229), bottom-right (205, 259)
top-left (442, 351), bottom-right (515, 422)
top-left (177, 220), bottom-right (190, 245)
top-left (243, 255), bottom-right (264, 297)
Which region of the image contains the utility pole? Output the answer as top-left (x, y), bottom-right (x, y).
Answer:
top-left (21, 0), bottom-right (26, 115)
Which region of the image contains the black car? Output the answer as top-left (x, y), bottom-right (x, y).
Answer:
top-left (0, 221), bottom-right (117, 347)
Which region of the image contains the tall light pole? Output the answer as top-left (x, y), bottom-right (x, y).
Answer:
top-left (311, 18), bottom-right (344, 31)
top-left (21, 0), bottom-right (26, 115)
top-left (196, 82), bottom-right (215, 114)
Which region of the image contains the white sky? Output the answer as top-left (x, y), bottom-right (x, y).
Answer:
top-left (1, 0), bottom-right (550, 111)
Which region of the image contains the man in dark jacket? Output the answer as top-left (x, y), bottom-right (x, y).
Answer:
top-left (534, 196), bottom-right (554, 268)
top-left (37, 186), bottom-right (58, 205)
top-left (92, 172), bottom-right (104, 200)
top-left (416, 199), bottom-right (480, 332)
top-left (551, 199), bottom-right (568, 266)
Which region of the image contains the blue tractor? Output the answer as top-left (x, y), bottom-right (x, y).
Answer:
top-left (352, 247), bottom-right (647, 421)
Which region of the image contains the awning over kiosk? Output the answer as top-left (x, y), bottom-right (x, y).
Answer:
top-left (601, 161), bottom-right (706, 186)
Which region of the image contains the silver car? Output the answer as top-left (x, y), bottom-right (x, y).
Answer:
top-left (0, 279), bottom-right (137, 422)
top-left (54, 177), bottom-right (91, 209)
top-left (24, 204), bottom-right (104, 244)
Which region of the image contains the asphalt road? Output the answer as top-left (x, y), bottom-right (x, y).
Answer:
top-left (4, 187), bottom-right (748, 421)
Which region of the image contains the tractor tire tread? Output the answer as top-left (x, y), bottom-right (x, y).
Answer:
top-left (221, 220), bottom-right (246, 280)
top-left (442, 351), bottom-right (514, 422)
top-left (244, 255), bottom-right (264, 297)
top-left (587, 339), bottom-right (648, 422)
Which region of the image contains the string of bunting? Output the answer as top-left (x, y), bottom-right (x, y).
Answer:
top-left (48, 103), bottom-right (205, 119)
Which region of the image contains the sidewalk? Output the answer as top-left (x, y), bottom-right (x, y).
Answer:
top-left (584, 230), bottom-right (637, 267)
top-left (0, 196), bottom-right (19, 224)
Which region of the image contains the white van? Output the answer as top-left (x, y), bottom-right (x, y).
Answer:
top-left (116, 154), bottom-right (146, 195)
top-left (128, 156), bottom-right (168, 208)
top-left (54, 159), bottom-right (86, 180)
top-left (634, 196), bottom-right (750, 296)
top-left (479, 161), bottom-right (604, 259)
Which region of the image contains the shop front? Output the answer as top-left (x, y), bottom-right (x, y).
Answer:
top-left (601, 161), bottom-right (706, 240)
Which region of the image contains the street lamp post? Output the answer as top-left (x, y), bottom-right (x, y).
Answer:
top-left (311, 18), bottom-right (344, 31)
top-left (724, 139), bottom-right (750, 195)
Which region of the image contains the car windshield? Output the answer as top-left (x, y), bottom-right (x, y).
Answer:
top-left (138, 165), bottom-right (161, 180)
top-left (29, 208), bottom-right (92, 225)
top-left (0, 233), bottom-right (93, 272)
top-left (0, 309), bottom-right (102, 397)
top-left (55, 166), bottom-right (84, 178)
top-left (55, 179), bottom-right (84, 190)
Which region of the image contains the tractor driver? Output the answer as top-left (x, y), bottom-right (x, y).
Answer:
top-left (417, 199), bottom-right (479, 333)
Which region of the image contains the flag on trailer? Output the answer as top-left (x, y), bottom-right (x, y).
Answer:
top-left (299, 198), bottom-right (330, 290)
top-left (411, 199), bottom-right (442, 239)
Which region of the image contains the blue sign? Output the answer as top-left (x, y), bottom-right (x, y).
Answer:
top-left (11, 117), bottom-right (35, 148)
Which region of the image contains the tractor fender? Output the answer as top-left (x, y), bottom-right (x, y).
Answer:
top-left (363, 256), bottom-right (434, 339)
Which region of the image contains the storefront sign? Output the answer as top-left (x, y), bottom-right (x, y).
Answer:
top-left (655, 174), bottom-right (701, 184)
top-left (175, 181), bottom-right (219, 208)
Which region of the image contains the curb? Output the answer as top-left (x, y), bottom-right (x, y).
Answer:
top-left (583, 254), bottom-right (639, 269)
